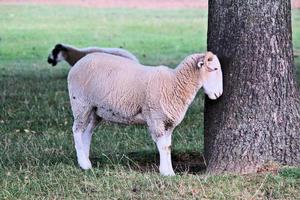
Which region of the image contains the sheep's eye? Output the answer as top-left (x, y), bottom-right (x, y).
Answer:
top-left (208, 58), bottom-right (213, 62)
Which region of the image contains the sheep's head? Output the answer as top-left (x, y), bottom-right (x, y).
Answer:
top-left (197, 52), bottom-right (223, 100)
top-left (47, 44), bottom-right (68, 66)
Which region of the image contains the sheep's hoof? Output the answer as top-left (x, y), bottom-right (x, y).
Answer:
top-left (160, 170), bottom-right (175, 176)
top-left (79, 159), bottom-right (92, 170)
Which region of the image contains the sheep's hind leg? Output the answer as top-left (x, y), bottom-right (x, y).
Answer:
top-left (72, 108), bottom-right (94, 170)
top-left (82, 112), bottom-right (101, 158)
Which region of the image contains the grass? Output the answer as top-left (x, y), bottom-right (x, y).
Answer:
top-left (0, 4), bottom-right (299, 199)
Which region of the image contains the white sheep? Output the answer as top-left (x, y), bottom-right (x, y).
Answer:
top-left (47, 43), bottom-right (139, 66)
top-left (67, 51), bottom-right (223, 176)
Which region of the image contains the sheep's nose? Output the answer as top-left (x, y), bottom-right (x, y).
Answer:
top-left (207, 93), bottom-right (217, 100)
top-left (47, 57), bottom-right (52, 64)
top-left (219, 91), bottom-right (223, 97)
top-left (207, 91), bottom-right (223, 100)
top-left (47, 57), bottom-right (57, 66)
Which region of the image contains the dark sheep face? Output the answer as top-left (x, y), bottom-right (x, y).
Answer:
top-left (47, 44), bottom-right (68, 66)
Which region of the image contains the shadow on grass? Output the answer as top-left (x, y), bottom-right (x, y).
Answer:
top-left (90, 150), bottom-right (206, 174)
top-left (1, 149), bottom-right (206, 175)
top-left (1, 72), bottom-right (68, 81)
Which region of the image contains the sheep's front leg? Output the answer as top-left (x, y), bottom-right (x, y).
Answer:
top-left (148, 121), bottom-right (175, 176)
top-left (156, 133), bottom-right (175, 176)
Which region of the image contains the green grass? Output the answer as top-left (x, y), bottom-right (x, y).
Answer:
top-left (294, 9), bottom-right (300, 82)
top-left (0, 5), bottom-right (299, 199)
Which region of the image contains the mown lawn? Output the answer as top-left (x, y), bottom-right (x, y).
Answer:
top-left (0, 5), bottom-right (299, 199)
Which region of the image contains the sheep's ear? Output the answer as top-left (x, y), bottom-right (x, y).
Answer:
top-left (54, 43), bottom-right (68, 52)
top-left (197, 60), bottom-right (204, 68)
top-left (55, 43), bottom-right (62, 48)
top-left (54, 44), bottom-right (63, 50)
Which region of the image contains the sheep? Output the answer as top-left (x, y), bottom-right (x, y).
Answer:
top-left (67, 51), bottom-right (223, 176)
top-left (47, 43), bottom-right (139, 67)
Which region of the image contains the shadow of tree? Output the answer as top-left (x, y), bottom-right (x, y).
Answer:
top-left (90, 150), bottom-right (206, 174)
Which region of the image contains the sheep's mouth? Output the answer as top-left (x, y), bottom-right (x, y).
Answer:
top-left (47, 56), bottom-right (57, 66)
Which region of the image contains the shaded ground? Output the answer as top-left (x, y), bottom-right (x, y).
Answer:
top-left (90, 151), bottom-right (207, 174)
top-left (2, 0), bottom-right (299, 9)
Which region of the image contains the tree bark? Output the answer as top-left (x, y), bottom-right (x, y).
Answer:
top-left (204, 0), bottom-right (300, 174)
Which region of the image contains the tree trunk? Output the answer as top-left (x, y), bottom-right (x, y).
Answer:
top-left (204, 0), bottom-right (300, 174)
